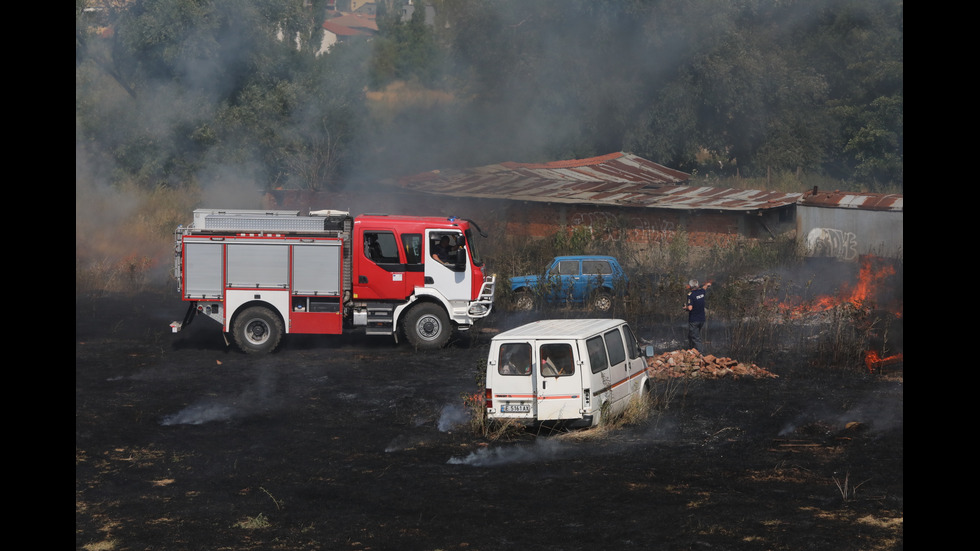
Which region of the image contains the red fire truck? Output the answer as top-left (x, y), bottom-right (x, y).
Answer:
top-left (170, 208), bottom-right (496, 353)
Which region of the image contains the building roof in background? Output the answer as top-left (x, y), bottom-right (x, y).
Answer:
top-left (393, 152), bottom-right (803, 212)
top-left (322, 20), bottom-right (368, 36)
top-left (799, 188), bottom-right (903, 211)
top-left (323, 13), bottom-right (378, 34)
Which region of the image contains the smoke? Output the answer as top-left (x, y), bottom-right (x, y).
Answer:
top-left (447, 415), bottom-right (687, 467)
top-left (160, 364), bottom-right (281, 426)
top-left (777, 384), bottom-right (904, 437)
top-left (196, 165), bottom-right (265, 209)
top-left (161, 401), bottom-right (238, 426)
top-left (383, 402), bottom-right (475, 452)
top-left (75, 144), bottom-right (142, 261)
top-left (835, 390), bottom-right (904, 433)
top-left (447, 438), bottom-right (569, 467)
top-left (437, 403), bottom-right (470, 432)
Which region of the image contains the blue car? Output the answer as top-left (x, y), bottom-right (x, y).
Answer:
top-left (510, 255), bottom-right (629, 312)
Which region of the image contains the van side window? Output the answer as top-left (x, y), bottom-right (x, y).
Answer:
top-left (604, 329), bottom-right (626, 365)
top-left (622, 324), bottom-right (639, 360)
top-left (539, 343), bottom-right (574, 377)
top-left (586, 336), bottom-right (608, 374)
top-left (498, 343), bottom-right (531, 376)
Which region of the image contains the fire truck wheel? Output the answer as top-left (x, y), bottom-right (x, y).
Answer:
top-left (233, 306), bottom-right (283, 354)
top-left (591, 290), bottom-right (613, 312)
top-left (404, 303), bottom-right (451, 350)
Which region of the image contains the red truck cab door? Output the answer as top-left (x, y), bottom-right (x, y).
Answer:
top-left (353, 228), bottom-right (414, 300)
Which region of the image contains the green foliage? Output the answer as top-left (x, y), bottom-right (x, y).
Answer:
top-left (76, 0), bottom-right (903, 192)
top-left (838, 95), bottom-right (903, 189)
top-left (370, 1), bottom-right (444, 89)
top-left (550, 225), bottom-right (594, 256)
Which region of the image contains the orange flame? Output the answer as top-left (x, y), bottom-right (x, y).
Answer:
top-left (778, 255), bottom-right (901, 318)
top-left (864, 350), bottom-right (904, 373)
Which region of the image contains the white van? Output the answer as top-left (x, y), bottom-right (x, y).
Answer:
top-left (484, 319), bottom-right (653, 428)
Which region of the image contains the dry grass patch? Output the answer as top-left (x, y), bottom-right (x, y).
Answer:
top-left (81, 539), bottom-right (118, 551)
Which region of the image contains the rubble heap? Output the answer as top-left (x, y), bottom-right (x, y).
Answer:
top-left (646, 349), bottom-right (778, 380)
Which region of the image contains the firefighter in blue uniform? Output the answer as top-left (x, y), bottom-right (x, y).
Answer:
top-left (685, 279), bottom-right (712, 352)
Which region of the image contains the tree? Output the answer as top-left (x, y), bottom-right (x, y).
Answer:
top-left (370, 0), bottom-right (444, 89)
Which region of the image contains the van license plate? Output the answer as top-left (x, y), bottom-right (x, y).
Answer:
top-left (501, 404), bottom-right (530, 413)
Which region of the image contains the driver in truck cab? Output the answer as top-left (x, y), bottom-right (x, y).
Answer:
top-left (431, 235), bottom-right (454, 265)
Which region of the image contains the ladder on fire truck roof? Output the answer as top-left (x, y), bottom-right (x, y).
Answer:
top-left (188, 208), bottom-right (352, 234)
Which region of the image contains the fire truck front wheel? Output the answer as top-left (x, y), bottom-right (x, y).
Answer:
top-left (232, 306), bottom-right (283, 354)
top-left (404, 303), bottom-right (452, 350)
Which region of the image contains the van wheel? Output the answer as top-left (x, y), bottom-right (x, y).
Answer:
top-left (404, 303), bottom-right (451, 350)
top-left (233, 306), bottom-right (283, 354)
top-left (591, 290), bottom-right (613, 312)
top-left (513, 291), bottom-right (534, 311)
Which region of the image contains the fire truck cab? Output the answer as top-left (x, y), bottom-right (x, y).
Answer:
top-left (171, 209), bottom-right (495, 354)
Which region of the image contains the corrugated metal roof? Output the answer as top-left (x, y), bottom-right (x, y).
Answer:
top-left (799, 189), bottom-right (903, 211)
top-left (325, 13), bottom-right (378, 31)
top-left (322, 13), bottom-right (377, 35)
top-left (393, 152), bottom-right (802, 212)
top-left (322, 20), bottom-right (369, 36)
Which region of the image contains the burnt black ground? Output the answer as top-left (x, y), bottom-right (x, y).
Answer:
top-left (76, 291), bottom-right (903, 551)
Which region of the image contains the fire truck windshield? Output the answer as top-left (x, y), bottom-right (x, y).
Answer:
top-left (464, 229), bottom-right (483, 267)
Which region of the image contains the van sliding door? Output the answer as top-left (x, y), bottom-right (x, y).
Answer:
top-left (603, 328), bottom-right (630, 408)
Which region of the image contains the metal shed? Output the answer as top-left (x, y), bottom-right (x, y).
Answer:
top-left (797, 188), bottom-right (903, 261)
top-left (389, 152), bottom-right (802, 248)
top-left (267, 152), bottom-right (807, 251)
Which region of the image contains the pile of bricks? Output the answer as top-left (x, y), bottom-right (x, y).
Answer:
top-left (646, 349), bottom-right (778, 380)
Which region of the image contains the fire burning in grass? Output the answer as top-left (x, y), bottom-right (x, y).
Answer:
top-left (776, 255), bottom-right (902, 319)
top-left (864, 350), bottom-right (904, 374)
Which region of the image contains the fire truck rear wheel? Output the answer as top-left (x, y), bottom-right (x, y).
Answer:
top-left (404, 303), bottom-right (451, 350)
top-left (233, 306), bottom-right (283, 354)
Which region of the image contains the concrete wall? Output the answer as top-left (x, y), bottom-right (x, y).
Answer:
top-left (797, 206), bottom-right (903, 261)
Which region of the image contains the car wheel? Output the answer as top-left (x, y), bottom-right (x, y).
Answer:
top-left (591, 291), bottom-right (613, 312)
top-left (514, 291), bottom-right (535, 311)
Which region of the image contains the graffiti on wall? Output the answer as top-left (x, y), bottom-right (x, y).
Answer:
top-left (805, 228), bottom-right (858, 260)
top-left (569, 211), bottom-right (678, 242)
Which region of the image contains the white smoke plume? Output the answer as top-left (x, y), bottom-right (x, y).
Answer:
top-left (159, 364), bottom-right (281, 426)
top-left (447, 439), bottom-right (569, 467)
